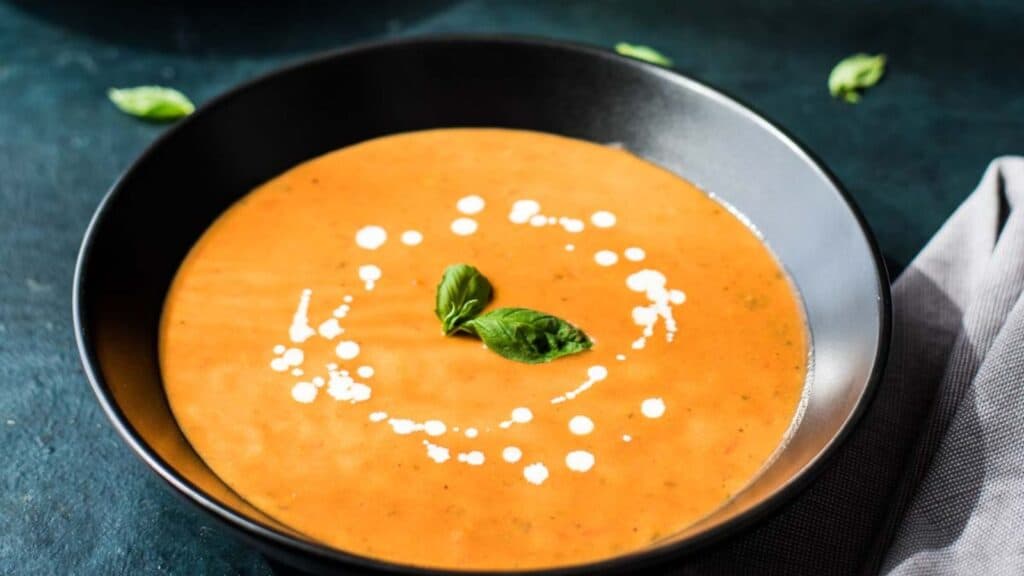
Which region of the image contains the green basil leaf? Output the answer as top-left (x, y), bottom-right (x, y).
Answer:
top-left (460, 308), bottom-right (592, 364)
top-left (108, 86), bottom-right (195, 121)
top-left (435, 263), bottom-right (493, 334)
top-left (828, 53), bottom-right (886, 104)
top-left (615, 43), bottom-right (673, 67)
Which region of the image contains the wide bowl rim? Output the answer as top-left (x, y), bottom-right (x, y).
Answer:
top-left (72, 33), bottom-right (892, 575)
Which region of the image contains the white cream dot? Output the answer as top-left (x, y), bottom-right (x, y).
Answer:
top-left (342, 383), bottom-right (370, 401)
top-left (626, 269), bottom-right (667, 294)
top-left (318, 318), bottom-right (343, 340)
top-left (400, 230), bottom-right (423, 246)
top-left (511, 407), bottom-right (533, 423)
top-left (561, 218), bottom-right (585, 233)
top-left (669, 289), bottom-right (687, 304)
top-left (389, 419), bottom-right (417, 435)
top-left (343, 295), bottom-right (353, 303)
top-left (547, 216), bottom-right (557, 224)
top-left (335, 340), bottom-right (360, 360)
top-left (424, 420), bottom-right (447, 437)
top-left (624, 247), bottom-right (646, 261)
top-left (568, 415), bottom-right (595, 435)
top-left (326, 372), bottom-right (371, 403)
top-left (458, 451), bottom-right (485, 466)
top-left (369, 411), bottom-right (388, 422)
top-left (272, 344), bottom-right (285, 354)
top-left (282, 348), bottom-right (304, 366)
top-left (291, 368), bottom-right (304, 377)
top-left (616, 354), bottom-right (627, 361)
top-left (465, 428), bottom-right (479, 438)
top-left (594, 250), bottom-right (618, 266)
top-left (523, 462), bottom-right (549, 485)
top-left (270, 358), bottom-right (289, 372)
top-left (632, 305), bottom-right (658, 326)
top-left (565, 450), bottom-right (595, 472)
top-left (591, 211), bottom-right (617, 228)
top-left (513, 199), bottom-right (540, 213)
top-left (641, 397), bottom-right (666, 419)
top-left (356, 366), bottom-right (374, 379)
top-left (342, 381), bottom-right (370, 401)
top-left (502, 446), bottom-right (523, 463)
top-left (355, 225), bottom-right (387, 250)
top-left (291, 382), bottom-right (317, 404)
top-left (456, 195), bottom-right (485, 215)
top-left (529, 214), bottom-right (548, 227)
top-left (358, 265), bottom-right (381, 281)
top-left (509, 199), bottom-right (541, 224)
top-left (358, 265), bottom-right (381, 290)
top-left (587, 365), bottom-right (608, 381)
top-left (565, 244), bottom-right (575, 252)
top-left (451, 217), bottom-right (478, 236)
top-left (622, 434), bottom-right (633, 442)
top-left (423, 440), bottom-right (450, 464)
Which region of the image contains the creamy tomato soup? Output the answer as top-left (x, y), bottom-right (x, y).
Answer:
top-left (160, 128), bottom-right (808, 570)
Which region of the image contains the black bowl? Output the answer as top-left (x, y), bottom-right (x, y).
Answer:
top-left (73, 36), bottom-right (890, 575)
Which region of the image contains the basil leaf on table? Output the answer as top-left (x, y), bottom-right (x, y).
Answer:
top-left (828, 53), bottom-right (886, 103)
top-left (435, 263), bottom-right (493, 334)
top-left (108, 86), bottom-right (195, 121)
top-left (458, 308), bottom-right (593, 364)
top-left (614, 43), bottom-right (673, 67)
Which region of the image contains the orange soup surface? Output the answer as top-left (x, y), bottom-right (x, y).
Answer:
top-left (160, 128), bottom-right (808, 570)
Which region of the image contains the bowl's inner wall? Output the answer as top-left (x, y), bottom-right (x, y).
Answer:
top-left (80, 39), bottom-right (883, 564)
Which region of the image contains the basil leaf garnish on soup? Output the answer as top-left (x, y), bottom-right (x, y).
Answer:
top-left (435, 263), bottom-right (592, 363)
top-left (459, 308), bottom-right (593, 364)
top-left (435, 263), bottom-right (493, 334)
top-left (107, 86), bottom-right (195, 121)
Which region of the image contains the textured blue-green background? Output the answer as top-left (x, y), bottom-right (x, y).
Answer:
top-left (1, 1), bottom-right (1021, 574)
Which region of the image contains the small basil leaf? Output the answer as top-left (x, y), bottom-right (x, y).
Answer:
top-left (108, 86), bottom-right (195, 121)
top-left (461, 308), bottom-right (592, 364)
top-left (828, 53), bottom-right (886, 104)
top-left (615, 43), bottom-right (673, 67)
top-left (435, 263), bottom-right (493, 334)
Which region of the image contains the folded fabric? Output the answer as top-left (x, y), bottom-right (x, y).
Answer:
top-left (676, 157), bottom-right (1024, 575)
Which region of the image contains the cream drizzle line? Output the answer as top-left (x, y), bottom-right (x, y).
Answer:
top-left (271, 191), bottom-right (688, 481)
top-left (551, 365), bottom-right (609, 404)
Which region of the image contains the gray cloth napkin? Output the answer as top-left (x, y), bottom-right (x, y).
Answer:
top-left (676, 157), bottom-right (1024, 575)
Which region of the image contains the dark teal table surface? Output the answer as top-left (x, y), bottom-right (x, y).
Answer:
top-left (1, 1), bottom-right (1021, 574)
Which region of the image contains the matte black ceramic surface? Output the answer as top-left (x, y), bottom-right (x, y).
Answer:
top-left (74, 36), bottom-right (890, 575)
